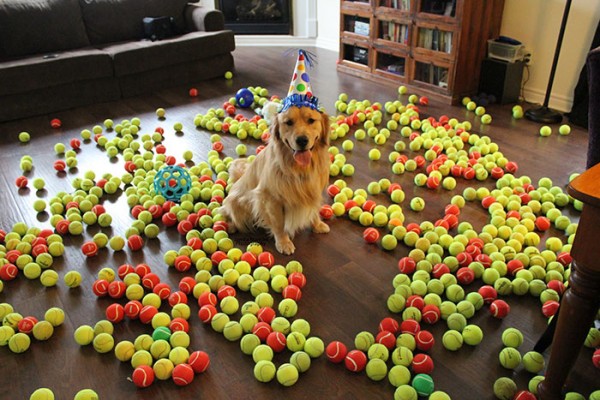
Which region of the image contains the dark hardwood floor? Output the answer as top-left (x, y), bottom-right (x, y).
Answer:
top-left (0, 46), bottom-right (597, 399)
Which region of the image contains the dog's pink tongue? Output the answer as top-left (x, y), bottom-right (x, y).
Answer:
top-left (293, 150), bottom-right (312, 167)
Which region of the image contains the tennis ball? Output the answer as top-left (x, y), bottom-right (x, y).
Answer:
top-left (522, 351), bottom-right (545, 373)
top-left (253, 344), bottom-right (274, 363)
top-left (394, 384), bottom-right (418, 400)
top-left (429, 391), bottom-right (451, 400)
top-left (304, 337), bottom-right (325, 358)
top-left (109, 235), bottom-right (126, 251)
top-left (64, 271), bottom-right (82, 288)
top-left (410, 197), bottom-right (425, 211)
top-left (19, 131), bottom-right (31, 143)
top-left (499, 347), bottom-right (522, 369)
top-left (153, 358), bottom-right (175, 380)
top-left (558, 124), bottom-right (571, 135)
top-left (73, 389), bottom-right (99, 400)
top-left (240, 333), bottom-right (261, 355)
top-left (388, 365), bottom-right (411, 387)
top-left (40, 270), bottom-right (59, 287)
top-left (462, 324), bottom-right (483, 346)
top-left (366, 358), bottom-right (388, 381)
top-left (501, 328), bottom-right (523, 348)
top-left (32, 320), bottom-right (54, 341)
top-left (93, 332), bottom-right (115, 353)
top-left (442, 330), bottom-right (463, 351)
top-left (114, 340), bottom-right (135, 362)
top-left (493, 377), bottom-right (518, 400)
top-left (29, 388), bottom-right (55, 399)
top-left (223, 321), bottom-right (243, 341)
top-left (224, 71), bottom-right (233, 79)
top-left (254, 360), bottom-right (276, 383)
top-left (528, 375), bottom-right (545, 394)
top-left (74, 325), bottom-right (95, 345)
top-left (44, 307), bottom-right (65, 327)
top-left (539, 126), bottom-right (552, 137)
top-left (276, 363), bottom-right (299, 386)
top-left (412, 373), bottom-right (434, 396)
top-left (290, 351), bottom-right (311, 373)
top-left (9, 332), bottom-right (31, 353)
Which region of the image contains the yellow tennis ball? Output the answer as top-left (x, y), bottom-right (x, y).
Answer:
top-left (134, 334), bottom-right (154, 351)
top-left (151, 312), bottom-right (171, 329)
top-left (442, 330), bottom-right (463, 351)
top-left (8, 332), bottom-right (31, 353)
top-left (150, 339), bottom-right (172, 359)
top-left (153, 358), bottom-right (175, 380)
top-left (388, 365), bottom-right (411, 387)
top-left (168, 346), bottom-right (190, 365)
top-left (223, 321), bottom-right (243, 341)
top-left (278, 298), bottom-right (298, 318)
top-left (3, 312), bottom-right (23, 329)
top-left (240, 333), bottom-right (261, 355)
top-left (254, 360), bottom-right (276, 383)
top-left (493, 377), bottom-right (517, 400)
top-left (40, 270), bottom-right (59, 287)
top-left (63, 271), bottom-right (82, 288)
top-left (32, 320), bottom-right (54, 341)
top-left (93, 332), bottom-right (115, 353)
top-left (73, 389), bottom-right (99, 400)
top-left (276, 363), bottom-right (299, 386)
top-left (169, 331), bottom-right (190, 348)
top-left (220, 296), bottom-right (239, 315)
top-left (44, 307), bottom-right (65, 327)
top-left (501, 328), bottom-right (523, 348)
top-left (0, 325), bottom-right (15, 345)
top-left (74, 325), bottom-right (95, 345)
top-left (366, 358), bottom-right (388, 381)
top-left (131, 350), bottom-right (153, 368)
top-left (462, 324), bottom-right (483, 346)
top-left (304, 337), bottom-right (325, 358)
top-left (522, 351), bottom-right (545, 373)
top-left (29, 388), bottom-right (55, 400)
top-left (114, 340), bottom-right (135, 362)
top-left (93, 320), bottom-right (114, 335)
top-left (499, 347), bottom-right (522, 369)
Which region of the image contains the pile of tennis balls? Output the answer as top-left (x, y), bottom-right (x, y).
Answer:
top-left (0, 304), bottom-right (64, 353)
top-left (3, 79), bottom-right (599, 400)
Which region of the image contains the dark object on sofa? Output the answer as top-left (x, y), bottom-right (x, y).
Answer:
top-left (143, 17), bottom-right (177, 41)
top-left (0, 0), bottom-right (235, 122)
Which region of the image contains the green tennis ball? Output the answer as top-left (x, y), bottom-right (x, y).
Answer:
top-left (499, 347), bottom-right (521, 369)
top-left (442, 330), bottom-right (463, 351)
top-left (44, 307), bottom-right (65, 327)
top-left (276, 363), bottom-right (299, 386)
top-left (394, 384), bottom-right (418, 400)
top-left (388, 365), bottom-right (411, 387)
top-left (290, 351), bottom-right (311, 373)
top-left (493, 377), bottom-right (518, 400)
top-left (63, 271), bottom-right (82, 288)
top-left (40, 270), bottom-right (59, 287)
top-left (8, 332), bottom-right (31, 353)
top-left (412, 373), bottom-right (434, 396)
top-left (522, 351), bottom-right (545, 373)
top-left (254, 360), bottom-right (276, 383)
top-left (501, 328), bottom-right (523, 348)
top-left (74, 325), bottom-right (95, 345)
top-left (462, 324), bottom-right (483, 346)
top-left (29, 387), bottom-right (55, 400)
top-left (304, 337), bottom-right (324, 358)
top-left (73, 389), bottom-right (99, 400)
top-left (93, 332), bottom-right (115, 353)
top-left (366, 358), bottom-right (388, 381)
top-left (32, 320), bottom-right (54, 341)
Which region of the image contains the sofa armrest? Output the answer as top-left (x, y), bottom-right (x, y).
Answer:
top-left (587, 46), bottom-right (600, 169)
top-left (185, 4), bottom-right (225, 32)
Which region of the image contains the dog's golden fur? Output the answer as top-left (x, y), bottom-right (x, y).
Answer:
top-left (218, 106), bottom-right (331, 254)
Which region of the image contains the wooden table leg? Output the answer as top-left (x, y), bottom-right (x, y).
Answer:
top-left (537, 259), bottom-right (600, 399)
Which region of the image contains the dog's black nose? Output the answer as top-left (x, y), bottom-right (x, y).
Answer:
top-left (296, 136), bottom-right (309, 149)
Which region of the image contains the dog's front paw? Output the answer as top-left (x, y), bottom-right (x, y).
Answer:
top-left (313, 220), bottom-right (330, 234)
top-left (276, 237), bottom-right (296, 255)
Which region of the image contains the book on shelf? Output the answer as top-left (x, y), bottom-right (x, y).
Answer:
top-left (380, 21), bottom-right (409, 45)
top-left (381, 0), bottom-right (410, 11)
top-left (418, 29), bottom-right (452, 53)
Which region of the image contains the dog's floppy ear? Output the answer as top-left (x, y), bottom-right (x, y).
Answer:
top-left (319, 112), bottom-right (330, 147)
top-left (270, 113), bottom-right (281, 141)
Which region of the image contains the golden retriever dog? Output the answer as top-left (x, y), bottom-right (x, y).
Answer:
top-left (218, 105), bottom-right (330, 255)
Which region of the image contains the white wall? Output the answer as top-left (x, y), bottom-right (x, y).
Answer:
top-left (316, 1), bottom-right (340, 51)
top-left (501, 0), bottom-right (600, 112)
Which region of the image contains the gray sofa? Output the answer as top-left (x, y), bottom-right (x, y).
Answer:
top-left (0, 0), bottom-right (235, 122)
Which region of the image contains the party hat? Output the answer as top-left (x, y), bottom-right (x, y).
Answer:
top-left (281, 49), bottom-right (320, 112)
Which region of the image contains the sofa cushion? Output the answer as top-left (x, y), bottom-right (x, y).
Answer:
top-left (0, 0), bottom-right (90, 58)
top-left (99, 31), bottom-right (235, 77)
top-left (0, 48), bottom-right (114, 96)
top-left (80, 0), bottom-right (190, 45)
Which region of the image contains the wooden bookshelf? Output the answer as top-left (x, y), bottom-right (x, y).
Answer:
top-left (338, 0), bottom-right (505, 104)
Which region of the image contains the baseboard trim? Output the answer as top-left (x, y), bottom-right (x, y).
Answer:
top-left (235, 35), bottom-right (317, 47)
top-left (522, 86), bottom-right (573, 113)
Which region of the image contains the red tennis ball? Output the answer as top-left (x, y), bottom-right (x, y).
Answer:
top-left (251, 321), bottom-right (272, 342)
top-left (456, 267), bottom-right (475, 285)
top-left (141, 272), bottom-right (160, 290)
top-left (198, 304), bottom-right (217, 323)
top-left (419, 96), bottom-right (429, 105)
top-left (15, 175), bottom-right (28, 188)
top-left (179, 276), bottom-right (197, 294)
top-left (412, 353), bottom-right (434, 374)
top-left (421, 304), bottom-right (441, 325)
top-left (135, 263), bottom-right (152, 277)
top-left (174, 255), bottom-right (192, 272)
top-left (212, 141), bottom-right (224, 153)
top-left (55, 220), bottom-right (71, 235)
top-left (92, 279), bottom-right (110, 297)
top-left (127, 234), bottom-right (144, 251)
top-left (217, 285), bottom-right (236, 300)
top-left (169, 317), bottom-right (189, 333)
top-left (505, 161), bottom-right (518, 173)
top-left (0, 263), bottom-right (19, 281)
top-left (132, 365), bottom-right (154, 388)
top-left (415, 330), bottom-right (435, 352)
top-left (507, 259), bottom-right (524, 276)
top-left (198, 292), bottom-right (217, 307)
top-left (535, 216), bottom-right (551, 231)
top-left (50, 118), bottom-right (62, 129)
top-left (556, 252), bottom-right (572, 267)
top-left (406, 295), bottom-right (425, 310)
top-left (177, 220), bottom-right (194, 235)
top-left (117, 264), bottom-right (134, 279)
top-left (162, 212), bottom-right (178, 226)
top-left (172, 363), bottom-right (195, 386)
top-left (108, 281), bottom-right (126, 299)
top-left (327, 184), bottom-right (341, 197)
top-left (489, 299), bottom-right (510, 319)
top-left (53, 160), bottom-right (66, 171)
top-left (257, 251), bottom-right (275, 268)
top-left (288, 272), bottom-right (307, 288)
top-left (257, 307), bottom-right (276, 324)
top-left (124, 300), bottom-right (143, 319)
top-left (187, 237), bottom-right (203, 250)
top-left (344, 349), bottom-right (367, 372)
top-left (189, 88), bottom-right (198, 97)
top-left (267, 331), bottom-right (287, 353)
top-left (547, 280), bottom-right (565, 296)
top-left (432, 263), bottom-right (450, 278)
top-left (106, 303), bottom-right (125, 323)
top-left (541, 300), bottom-right (560, 318)
top-left (17, 316), bottom-right (38, 334)
top-left (139, 305), bottom-right (159, 324)
top-left (593, 349), bottom-right (600, 369)
top-left (240, 251), bottom-right (257, 267)
top-left (398, 257), bottom-right (417, 274)
top-left (81, 241), bottom-right (99, 257)
top-left (326, 340), bottom-right (348, 363)
top-left (70, 138), bottom-right (81, 149)
top-left (478, 285), bottom-right (497, 304)
top-left (400, 319), bottom-right (421, 335)
top-left (379, 317), bottom-right (399, 334)
top-left (363, 227), bottom-right (380, 243)
top-left (282, 284), bottom-right (302, 301)
top-left (491, 166), bottom-right (504, 179)
top-left (375, 330), bottom-right (396, 350)
top-left (362, 200), bottom-right (377, 213)
top-left (513, 391), bottom-right (536, 400)
top-left (319, 204), bottom-right (334, 219)
top-left (188, 350), bottom-right (210, 373)
top-left (153, 282), bottom-right (171, 300)
top-left (168, 291), bottom-right (188, 307)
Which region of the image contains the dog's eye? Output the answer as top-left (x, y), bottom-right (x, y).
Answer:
top-left (307, 118), bottom-right (316, 124)
top-left (285, 120), bottom-right (293, 126)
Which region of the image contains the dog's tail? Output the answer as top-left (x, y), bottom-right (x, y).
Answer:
top-left (229, 158), bottom-right (249, 183)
